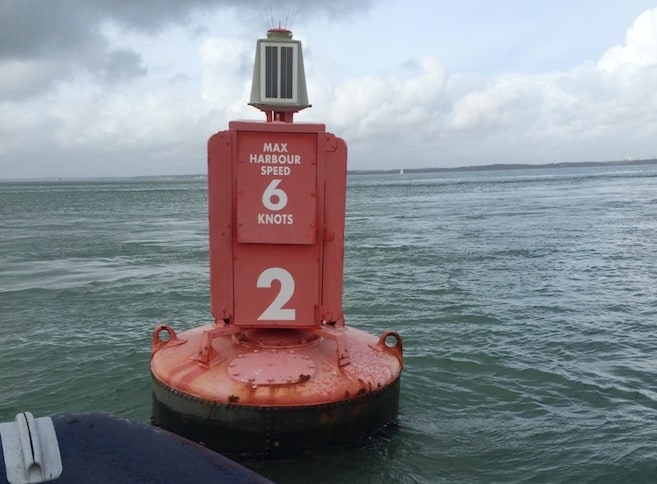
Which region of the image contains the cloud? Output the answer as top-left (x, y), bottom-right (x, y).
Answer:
top-left (0, 0), bottom-right (370, 60)
top-left (199, 37), bottom-right (253, 118)
top-left (0, 0), bottom-right (370, 101)
top-left (1, 3), bottom-right (656, 178)
top-left (0, 59), bottom-right (67, 100)
top-left (448, 76), bottom-right (536, 132)
top-left (317, 7), bottom-right (657, 170)
top-left (0, 0), bottom-right (148, 99)
top-left (319, 57), bottom-right (447, 140)
top-left (598, 8), bottom-right (657, 72)
top-left (0, 0), bottom-right (375, 177)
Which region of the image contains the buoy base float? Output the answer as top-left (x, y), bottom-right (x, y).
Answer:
top-left (150, 324), bottom-right (403, 457)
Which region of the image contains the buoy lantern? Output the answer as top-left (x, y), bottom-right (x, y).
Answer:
top-left (150, 28), bottom-right (403, 457)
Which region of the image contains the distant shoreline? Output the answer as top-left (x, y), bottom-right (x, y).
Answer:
top-left (347, 158), bottom-right (657, 175)
top-left (2, 158), bottom-right (656, 183)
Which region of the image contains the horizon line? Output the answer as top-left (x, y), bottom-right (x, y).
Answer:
top-left (2, 158), bottom-right (656, 183)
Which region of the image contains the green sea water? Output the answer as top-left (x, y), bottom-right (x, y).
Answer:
top-left (1, 164), bottom-right (657, 482)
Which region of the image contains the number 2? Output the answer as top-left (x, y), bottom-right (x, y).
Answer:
top-left (257, 267), bottom-right (296, 320)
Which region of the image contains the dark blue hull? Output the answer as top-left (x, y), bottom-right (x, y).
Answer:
top-left (1, 412), bottom-right (270, 483)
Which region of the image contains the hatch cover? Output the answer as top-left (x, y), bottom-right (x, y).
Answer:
top-left (228, 350), bottom-right (316, 385)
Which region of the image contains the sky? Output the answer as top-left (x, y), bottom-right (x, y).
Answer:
top-left (1, 0), bottom-right (657, 179)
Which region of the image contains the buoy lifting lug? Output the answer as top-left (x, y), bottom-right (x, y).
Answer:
top-left (374, 331), bottom-right (404, 368)
top-left (151, 325), bottom-right (185, 355)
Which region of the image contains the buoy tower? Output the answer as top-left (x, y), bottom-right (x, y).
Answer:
top-left (150, 28), bottom-right (403, 457)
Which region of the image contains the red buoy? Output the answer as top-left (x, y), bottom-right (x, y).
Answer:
top-left (150, 29), bottom-right (403, 457)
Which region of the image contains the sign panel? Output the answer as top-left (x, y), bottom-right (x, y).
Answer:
top-left (236, 132), bottom-right (317, 244)
top-left (208, 122), bottom-right (346, 329)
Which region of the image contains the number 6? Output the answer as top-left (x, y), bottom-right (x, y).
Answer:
top-left (262, 179), bottom-right (288, 211)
